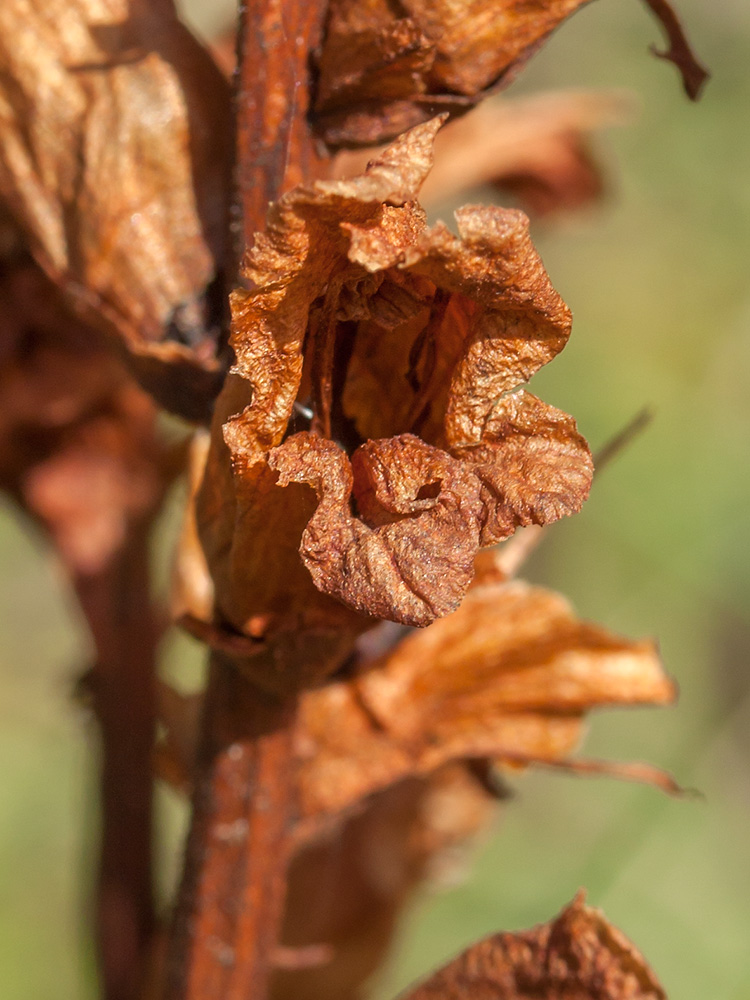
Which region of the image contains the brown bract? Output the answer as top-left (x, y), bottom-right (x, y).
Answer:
top-left (0, 0), bottom-right (232, 420)
top-left (399, 891), bottom-right (665, 999)
top-left (295, 576), bottom-right (676, 825)
top-left (0, 256), bottom-right (170, 574)
top-left (198, 118), bottom-right (592, 684)
top-left (314, 0), bottom-right (707, 148)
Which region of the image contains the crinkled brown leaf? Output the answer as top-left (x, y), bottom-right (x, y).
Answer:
top-left (399, 891), bottom-right (666, 999)
top-left (295, 577), bottom-right (675, 823)
top-left (199, 119), bottom-right (591, 667)
top-left (314, 0), bottom-right (706, 148)
top-left (0, 0), bottom-right (232, 419)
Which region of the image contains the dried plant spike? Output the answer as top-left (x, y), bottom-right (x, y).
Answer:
top-left (398, 891), bottom-right (666, 999)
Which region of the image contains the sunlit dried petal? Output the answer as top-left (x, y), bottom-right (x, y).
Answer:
top-left (296, 578), bottom-right (676, 821)
top-left (201, 119), bottom-right (590, 667)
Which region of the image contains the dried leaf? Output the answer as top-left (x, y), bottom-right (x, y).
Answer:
top-left (0, 0), bottom-right (232, 418)
top-left (314, 0), bottom-right (706, 148)
top-left (399, 891), bottom-right (666, 999)
top-left (295, 577), bottom-right (676, 824)
top-left (199, 119), bottom-right (591, 671)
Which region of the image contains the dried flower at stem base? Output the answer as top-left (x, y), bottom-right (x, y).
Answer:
top-left (198, 118), bottom-right (592, 691)
top-left (399, 891), bottom-right (665, 999)
top-left (314, 0), bottom-right (707, 148)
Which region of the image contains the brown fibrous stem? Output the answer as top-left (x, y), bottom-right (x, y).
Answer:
top-left (76, 520), bottom-right (160, 1000)
top-left (165, 2), bottom-right (330, 998)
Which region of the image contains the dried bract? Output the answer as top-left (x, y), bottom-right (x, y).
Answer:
top-left (314, 0), bottom-right (707, 148)
top-left (198, 118), bottom-right (592, 689)
top-left (295, 577), bottom-right (676, 824)
top-left (399, 891), bottom-right (666, 999)
top-left (0, 0), bottom-right (232, 419)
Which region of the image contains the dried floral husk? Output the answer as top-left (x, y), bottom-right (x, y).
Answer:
top-left (0, 0), bottom-right (232, 420)
top-left (198, 118), bottom-right (592, 687)
top-left (398, 890), bottom-right (665, 999)
top-left (314, 0), bottom-right (707, 148)
top-left (295, 576), bottom-right (676, 824)
top-left (333, 90), bottom-right (628, 218)
top-left (272, 765), bottom-right (495, 1000)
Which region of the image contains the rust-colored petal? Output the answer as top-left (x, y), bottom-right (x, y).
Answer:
top-left (450, 390), bottom-right (593, 545)
top-left (295, 578), bottom-right (676, 821)
top-left (399, 891), bottom-right (666, 999)
top-left (200, 119), bottom-right (589, 649)
top-left (269, 432), bottom-right (483, 626)
top-left (0, 0), bottom-right (231, 417)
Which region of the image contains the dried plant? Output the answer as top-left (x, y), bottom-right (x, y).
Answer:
top-left (0, 1), bottom-right (707, 999)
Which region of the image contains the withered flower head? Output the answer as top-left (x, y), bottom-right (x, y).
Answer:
top-left (314, 0), bottom-right (708, 148)
top-left (199, 117), bottom-right (592, 660)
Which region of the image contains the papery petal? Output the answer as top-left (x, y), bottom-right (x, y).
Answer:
top-left (450, 390), bottom-right (593, 545)
top-left (314, 0), bottom-right (593, 146)
top-left (270, 432), bottom-right (483, 626)
top-left (295, 578), bottom-right (676, 821)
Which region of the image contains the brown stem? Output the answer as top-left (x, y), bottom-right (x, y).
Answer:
top-left (75, 520), bottom-right (159, 1000)
top-left (235, 0), bottom-right (328, 251)
top-left (165, 656), bottom-right (298, 1000)
top-left (164, 5), bottom-right (329, 997)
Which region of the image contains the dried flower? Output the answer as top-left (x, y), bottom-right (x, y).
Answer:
top-left (197, 118), bottom-right (592, 689)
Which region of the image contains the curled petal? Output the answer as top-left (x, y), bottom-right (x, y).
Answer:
top-left (269, 432), bottom-right (483, 626)
top-left (450, 390), bottom-right (593, 545)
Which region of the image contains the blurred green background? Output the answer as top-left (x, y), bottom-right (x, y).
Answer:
top-left (1, 0), bottom-right (748, 996)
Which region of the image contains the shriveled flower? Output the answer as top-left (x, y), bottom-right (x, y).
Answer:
top-left (314, 0), bottom-right (708, 148)
top-left (198, 116), bottom-right (593, 684)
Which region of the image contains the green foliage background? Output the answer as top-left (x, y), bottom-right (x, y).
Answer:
top-left (1, 1), bottom-right (748, 996)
